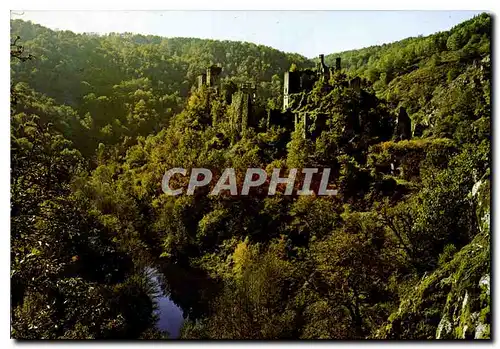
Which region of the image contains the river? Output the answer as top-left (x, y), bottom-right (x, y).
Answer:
top-left (146, 267), bottom-right (185, 339)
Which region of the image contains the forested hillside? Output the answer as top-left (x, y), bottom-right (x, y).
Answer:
top-left (11, 13), bottom-right (491, 339)
top-left (325, 13), bottom-right (491, 139)
top-left (11, 19), bottom-right (311, 157)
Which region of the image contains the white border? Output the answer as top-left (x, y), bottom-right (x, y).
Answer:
top-left (4, 0), bottom-right (499, 11)
top-left (2, 1), bottom-right (498, 348)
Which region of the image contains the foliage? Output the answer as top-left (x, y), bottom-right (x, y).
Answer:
top-left (10, 13), bottom-right (491, 339)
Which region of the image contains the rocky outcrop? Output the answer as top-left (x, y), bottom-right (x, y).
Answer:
top-left (376, 171), bottom-right (490, 339)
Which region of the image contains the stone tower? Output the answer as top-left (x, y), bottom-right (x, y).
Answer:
top-left (283, 71), bottom-right (301, 110)
top-left (206, 65), bottom-right (222, 88)
top-left (318, 54), bottom-right (329, 80)
top-left (231, 82), bottom-right (257, 138)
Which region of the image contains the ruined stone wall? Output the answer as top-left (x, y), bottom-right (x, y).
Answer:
top-left (198, 74), bottom-right (207, 89)
top-left (206, 65), bottom-right (222, 88)
top-left (283, 71), bottom-right (301, 110)
top-left (230, 90), bottom-right (251, 137)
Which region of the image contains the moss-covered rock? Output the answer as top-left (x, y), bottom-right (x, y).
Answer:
top-left (376, 173), bottom-right (490, 339)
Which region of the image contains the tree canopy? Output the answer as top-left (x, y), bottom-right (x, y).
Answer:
top-left (10, 13), bottom-right (491, 339)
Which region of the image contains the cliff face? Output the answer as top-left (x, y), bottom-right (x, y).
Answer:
top-left (377, 171), bottom-right (490, 339)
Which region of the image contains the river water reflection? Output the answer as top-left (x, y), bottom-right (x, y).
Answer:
top-left (146, 267), bottom-right (185, 339)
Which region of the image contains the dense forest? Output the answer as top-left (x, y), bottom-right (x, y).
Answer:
top-left (11, 13), bottom-right (491, 339)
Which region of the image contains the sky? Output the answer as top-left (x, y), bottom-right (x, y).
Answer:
top-left (11, 10), bottom-right (484, 58)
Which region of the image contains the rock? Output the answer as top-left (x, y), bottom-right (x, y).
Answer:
top-left (474, 323), bottom-right (489, 339)
top-left (479, 275), bottom-right (490, 296)
top-left (436, 316), bottom-right (452, 339)
top-left (471, 179), bottom-right (482, 197)
top-left (376, 174), bottom-right (490, 339)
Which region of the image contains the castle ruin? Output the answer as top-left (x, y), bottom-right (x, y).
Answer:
top-left (198, 64), bottom-right (223, 90)
top-left (197, 64), bottom-right (258, 139)
top-left (283, 54), bottom-right (341, 110)
top-left (195, 54), bottom-right (408, 142)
